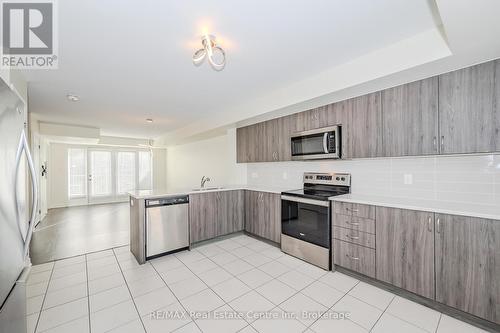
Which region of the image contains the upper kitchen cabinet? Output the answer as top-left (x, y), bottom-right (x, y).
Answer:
top-left (295, 105), bottom-right (329, 132)
top-left (237, 114), bottom-right (296, 163)
top-left (345, 92), bottom-right (383, 158)
top-left (435, 214), bottom-right (500, 324)
top-left (439, 60), bottom-right (500, 154)
top-left (382, 77), bottom-right (439, 156)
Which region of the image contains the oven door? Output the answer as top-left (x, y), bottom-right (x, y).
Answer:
top-left (291, 126), bottom-right (340, 160)
top-left (281, 195), bottom-right (330, 248)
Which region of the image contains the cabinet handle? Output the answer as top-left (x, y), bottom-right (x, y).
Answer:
top-left (299, 232), bottom-right (305, 237)
top-left (346, 234), bottom-right (359, 240)
top-left (427, 217), bottom-right (432, 232)
top-left (440, 136), bottom-right (444, 149)
top-left (436, 218), bottom-right (441, 234)
top-left (345, 221), bottom-right (359, 226)
top-left (433, 136), bottom-right (437, 151)
top-left (346, 208), bottom-right (359, 213)
top-left (346, 254), bottom-right (360, 260)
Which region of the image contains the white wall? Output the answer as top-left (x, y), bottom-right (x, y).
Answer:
top-left (246, 154), bottom-right (500, 207)
top-left (152, 148), bottom-right (167, 189)
top-left (166, 129), bottom-right (247, 191)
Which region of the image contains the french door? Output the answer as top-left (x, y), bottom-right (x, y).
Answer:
top-left (88, 150), bottom-right (114, 204)
top-left (86, 149), bottom-right (150, 204)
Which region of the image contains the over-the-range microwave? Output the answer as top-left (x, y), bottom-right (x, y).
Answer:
top-left (290, 125), bottom-right (341, 160)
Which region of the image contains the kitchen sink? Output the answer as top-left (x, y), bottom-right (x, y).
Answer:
top-left (191, 187), bottom-right (224, 191)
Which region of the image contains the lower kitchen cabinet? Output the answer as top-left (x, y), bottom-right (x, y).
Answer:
top-left (189, 190), bottom-right (244, 243)
top-left (435, 214), bottom-right (500, 324)
top-left (189, 192), bottom-right (217, 243)
top-left (244, 190), bottom-right (281, 243)
top-left (376, 207), bottom-right (435, 299)
top-left (217, 190), bottom-right (244, 237)
top-left (333, 240), bottom-right (376, 278)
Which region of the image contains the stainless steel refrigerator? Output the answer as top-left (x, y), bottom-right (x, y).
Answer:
top-left (0, 78), bottom-right (38, 333)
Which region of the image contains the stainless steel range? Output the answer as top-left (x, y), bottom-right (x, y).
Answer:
top-left (281, 172), bottom-right (351, 270)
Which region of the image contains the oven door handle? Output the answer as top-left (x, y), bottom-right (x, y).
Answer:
top-left (281, 195), bottom-right (330, 207)
top-left (323, 132), bottom-right (329, 153)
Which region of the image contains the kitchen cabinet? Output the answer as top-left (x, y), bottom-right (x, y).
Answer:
top-left (295, 105), bottom-right (329, 132)
top-left (216, 190), bottom-right (244, 236)
top-left (189, 192), bottom-right (218, 243)
top-left (438, 60), bottom-right (500, 154)
top-left (237, 115), bottom-right (295, 163)
top-left (382, 77), bottom-right (439, 156)
top-left (435, 214), bottom-right (500, 324)
top-left (375, 207), bottom-right (435, 299)
top-left (244, 190), bottom-right (281, 243)
top-left (346, 92), bottom-right (383, 158)
top-left (190, 190), bottom-right (245, 243)
top-left (333, 240), bottom-right (376, 278)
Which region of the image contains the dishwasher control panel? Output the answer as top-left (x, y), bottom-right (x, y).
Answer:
top-left (146, 196), bottom-right (189, 207)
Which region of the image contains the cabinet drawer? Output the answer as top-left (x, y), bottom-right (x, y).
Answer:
top-left (333, 226), bottom-right (375, 249)
top-left (333, 202), bottom-right (375, 219)
top-left (332, 214), bottom-right (376, 234)
top-left (333, 240), bottom-right (376, 278)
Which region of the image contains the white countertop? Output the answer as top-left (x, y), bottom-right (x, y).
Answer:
top-left (128, 185), bottom-right (289, 199)
top-left (330, 194), bottom-right (500, 220)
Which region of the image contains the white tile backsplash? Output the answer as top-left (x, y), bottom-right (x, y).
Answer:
top-left (246, 154), bottom-right (500, 207)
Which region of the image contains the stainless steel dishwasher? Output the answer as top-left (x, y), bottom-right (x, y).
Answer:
top-left (145, 195), bottom-right (189, 259)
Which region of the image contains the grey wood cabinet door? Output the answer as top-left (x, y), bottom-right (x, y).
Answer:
top-left (244, 191), bottom-right (281, 243)
top-left (438, 60), bottom-right (500, 154)
top-left (435, 214), bottom-right (500, 324)
top-left (237, 124), bottom-right (260, 163)
top-left (189, 192), bottom-right (217, 243)
top-left (382, 77), bottom-right (439, 156)
top-left (236, 126), bottom-right (249, 163)
top-left (376, 207), bottom-right (435, 299)
top-left (346, 92), bottom-right (383, 158)
top-left (295, 105), bottom-right (329, 132)
top-left (217, 190), bottom-right (244, 236)
top-left (261, 192), bottom-right (281, 243)
top-left (244, 190), bottom-right (259, 235)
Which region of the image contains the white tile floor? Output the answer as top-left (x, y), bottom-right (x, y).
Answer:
top-left (26, 234), bottom-right (488, 333)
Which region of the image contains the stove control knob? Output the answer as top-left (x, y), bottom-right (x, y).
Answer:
top-left (336, 177), bottom-right (340, 181)
top-left (341, 177), bottom-right (346, 181)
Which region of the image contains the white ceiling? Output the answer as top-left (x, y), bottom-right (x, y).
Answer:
top-left (25, 0), bottom-right (440, 139)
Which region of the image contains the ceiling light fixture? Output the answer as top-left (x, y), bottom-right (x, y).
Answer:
top-left (66, 94), bottom-right (80, 102)
top-left (192, 34), bottom-right (226, 71)
top-left (146, 118), bottom-right (153, 123)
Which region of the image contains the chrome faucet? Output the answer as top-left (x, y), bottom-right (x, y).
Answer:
top-left (200, 176), bottom-right (211, 188)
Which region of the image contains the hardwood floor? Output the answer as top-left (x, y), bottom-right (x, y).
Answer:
top-left (30, 202), bottom-right (129, 264)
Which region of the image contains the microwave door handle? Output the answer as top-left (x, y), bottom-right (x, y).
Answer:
top-left (323, 133), bottom-right (329, 153)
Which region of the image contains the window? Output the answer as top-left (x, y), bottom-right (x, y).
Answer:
top-left (68, 148), bottom-right (86, 198)
top-left (117, 151), bottom-right (136, 195)
top-left (138, 151), bottom-right (152, 190)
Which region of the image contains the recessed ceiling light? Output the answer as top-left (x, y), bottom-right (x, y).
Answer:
top-left (146, 118), bottom-right (153, 123)
top-left (66, 94), bottom-right (80, 102)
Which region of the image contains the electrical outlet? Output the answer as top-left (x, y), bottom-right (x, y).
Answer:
top-left (251, 172), bottom-right (258, 179)
top-left (404, 174), bottom-right (413, 185)
top-left (282, 172), bottom-right (288, 180)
